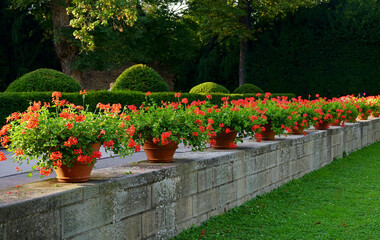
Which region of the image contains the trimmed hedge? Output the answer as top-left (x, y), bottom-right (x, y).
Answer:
top-left (0, 91), bottom-right (295, 126)
top-left (5, 69), bottom-right (81, 93)
top-left (111, 64), bottom-right (169, 92)
top-left (189, 82), bottom-right (230, 94)
top-left (233, 84), bottom-right (264, 94)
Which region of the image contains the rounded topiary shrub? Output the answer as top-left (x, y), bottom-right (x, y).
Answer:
top-left (111, 64), bottom-right (169, 92)
top-left (5, 68), bottom-right (81, 92)
top-left (189, 82), bottom-right (230, 94)
top-left (233, 83), bottom-right (264, 94)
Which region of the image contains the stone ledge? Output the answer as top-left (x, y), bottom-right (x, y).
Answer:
top-left (0, 118), bottom-right (379, 240)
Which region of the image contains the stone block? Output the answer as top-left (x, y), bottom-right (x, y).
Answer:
top-left (114, 185), bottom-right (151, 221)
top-left (175, 172), bottom-right (197, 199)
top-left (246, 174), bottom-right (258, 195)
top-left (279, 162), bottom-right (291, 179)
top-left (198, 168), bottom-right (213, 192)
top-left (256, 169), bottom-right (271, 189)
top-left (233, 159), bottom-right (246, 180)
top-left (295, 144), bottom-right (305, 158)
top-left (253, 154), bottom-right (267, 173)
top-left (176, 218), bottom-right (194, 234)
top-left (68, 214), bottom-right (142, 240)
top-left (6, 210), bottom-right (60, 240)
top-left (303, 141), bottom-right (312, 155)
top-left (193, 189), bottom-right (218, 216)
top-left (218, 182), bottom-right (237, 206)
top-left (277, 147), bottom-right (291, 165)
top-left (290, 160), bottom-right (299, 176)
top-left (212, 163), bottom-right (233, 187)
top-left (269, 166), bottom-right (280, 184)
top-left (236, 178), bottom-right (247, 199)
top-left (208, 207), bottom-right (224, 218)
top-left (267, 150), bottom-right (277, 168)
top-left (194, 213), bottom-right (208, 226)
top-left (152, 178), bottom-right (178, 207)
top-left (61, 197), bottom-right (114, 238)
top-left (142, 204), bottom-right (175, 239)
top-left (175, 196), bottom-right (193, 223)
top-left (236, 196), bottom-right (250, 206)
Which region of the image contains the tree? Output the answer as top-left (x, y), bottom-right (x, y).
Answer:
top-left (188, 0), bottom-right (328, 86)
top-left (10, 0), bottom-right (138, 86)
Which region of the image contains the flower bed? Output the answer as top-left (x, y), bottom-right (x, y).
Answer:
top-left (0, 91), bottom-right (379, 179)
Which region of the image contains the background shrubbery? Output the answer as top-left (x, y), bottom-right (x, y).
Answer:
top-left (233, 84), bottom-right (264, 94)
top-left (189, 82), bottom-right (230, 94)
top-left (5, 69), bottom-right (81, 92)
top-left (111, 64), bottom-right (169, 92)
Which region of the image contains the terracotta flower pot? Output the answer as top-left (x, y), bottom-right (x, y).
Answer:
top-left (314, 121), bottom-right (330, 130)
top-left (370, 113), bottom-right (380, 118)
top-left (261, 123), bottom-right (275, 140)
top-left (54, 142), bottom-right (101, 183)
top-left (143, 138), bottom-right (179, 163)
top-left (210, 130), bottom-right (238, 149)
top-left (290, 127), bottom-right (305, 135)
top-left (357, 114), bottom-right (369, 121)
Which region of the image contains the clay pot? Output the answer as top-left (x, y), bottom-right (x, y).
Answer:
top-left (357, 114), bottom-right (369, 121)
top-left (210, 130), bottom-right (238, 149)
top-left (261, 123), bottom-right (275, 140)
top-left (290, 127), bottom-right (305, 135)
top-left (314, 121), bottom-right (330, 130)
top-left (54, 142), bottom-right (101, 183)
top-left (143, 138), bottom-right (179, 163)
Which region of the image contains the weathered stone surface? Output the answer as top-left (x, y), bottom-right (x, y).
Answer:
top-left (175, 172), bottom-right (197, 199)
top-left (218, 181), bottom-right (237, 206)
top-left (6, 210), bottom-right (60, 240)
top-left (61, 197), bottom-right (114, 238)
top-left (68, 214), bottom-right (142, 240)
top-left (193, 189), bottom-right (218, 216)
top-left (176, 218), bottom-right (194, 234)
top-left (143, 204), bottom-right (175, 239)
top-left (236, 178), bottom-right (247, 199)
top-left (212, 163), bottom-right (233, 187)
top-left (197, 168), bottom-right (213, 192)
top-left (152, 178), bottom-right (178, 207)
top-left (175, 196), bottom-right (193, 223)
top-left (113, 185), bottom-right (151, 221)
top-left (232, 159), bottom-right (246, 180)
top-left (246, 174), bottom-right (258, 195)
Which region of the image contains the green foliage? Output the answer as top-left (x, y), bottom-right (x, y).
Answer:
top-left (246, 0), bottom-right (380, 98)
top-left (0, 91), bottom-right (295, 126)
top-left (68, 0), bottom-right (138, 51)
top-left (5, 69), bottom-right (81, 93)
top-left (175, 141), bottom-right (380, 239)
top-left (0, 0), bottom-right (60, 91)
top-left (189, 82), bottom-right (230, 94)
top-left (111, 64), bottom-right (169, 92)
top-left (233, 83), bottom-right (264, 94)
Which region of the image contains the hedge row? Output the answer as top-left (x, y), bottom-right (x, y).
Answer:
top-left (0, 91), bottom-right (295, 126)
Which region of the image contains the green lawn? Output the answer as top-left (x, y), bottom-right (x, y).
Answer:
top-left (175, 141), bottom-right (380, 239)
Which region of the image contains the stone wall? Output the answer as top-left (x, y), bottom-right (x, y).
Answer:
top-left (0, 119), bottom-right (379, 240)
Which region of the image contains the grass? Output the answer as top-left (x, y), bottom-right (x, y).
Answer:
top-left (174, 141), bottom-right (380, 239)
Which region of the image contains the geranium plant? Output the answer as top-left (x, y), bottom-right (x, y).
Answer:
top-left (0, 92), bottom-right (132, 177)
top-left (203, 95), bottom-right (266, 147)
top-left (118, 92), bottom-right (211, 152)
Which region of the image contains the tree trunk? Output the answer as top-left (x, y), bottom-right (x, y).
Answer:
top-left (50, 0), bottom-right (83, 87)
top-left (238, 0), bottom-right (252, 86)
